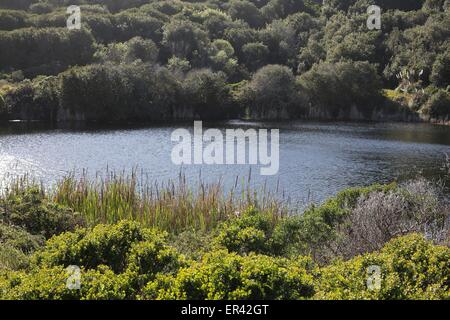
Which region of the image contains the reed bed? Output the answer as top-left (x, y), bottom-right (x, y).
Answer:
top-left (3, 170), bottom-right (290, 233)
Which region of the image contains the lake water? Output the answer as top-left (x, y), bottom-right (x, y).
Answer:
top-left (1, 121), bottom-right (449, 204)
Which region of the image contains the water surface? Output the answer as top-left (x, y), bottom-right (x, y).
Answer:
top-left (0, 121), bottom-right (449, 204)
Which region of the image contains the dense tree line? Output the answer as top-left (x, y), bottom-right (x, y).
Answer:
top-left (0, 0), bottom-right (449, 122)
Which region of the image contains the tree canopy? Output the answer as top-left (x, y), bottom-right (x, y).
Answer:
top-left (0, 0), bottom-right (448, 122)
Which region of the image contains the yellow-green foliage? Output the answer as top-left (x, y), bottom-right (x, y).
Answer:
top-left (315, 234), bottom-right (450, 300)
top-left (382, 89), bottom-right (425, 112)
top-left (213, 184), bottom-right (398, 258)
top-left (33, 221), bottom-right (183, 275)
top-left (214, 207), bottom-right (279, 255)
top-left (0, 221), bottom-right (448, 300)
top-left (383, 89), bottom-right (411, 101)
top-left (141, 250), bottom-right (315, 300)
top-left (0, 81), bottom-right (15, 96)
top-left (0, 221), bottom-right (185, 300)
top-left (0, 180), bottom-right (448, 300)
top-left (0, 266), bottom-right (133, 300)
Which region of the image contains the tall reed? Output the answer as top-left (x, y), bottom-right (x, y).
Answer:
top-left (13, 170), bottom-right (289, 233)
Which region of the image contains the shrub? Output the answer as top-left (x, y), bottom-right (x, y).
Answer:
top-left (0, 221), bottom-right (185, 300)
top-left (315, 234), bottom-right (450, 300)
top-left (0, 245), bottom-right (31, 271)
top-left (297, 183), bottom-right (397, 262)
top-left (213, 184), bottom-right (404, 260)
top-left (33, 221), bottom-right (183, 275)
top-left (214, 207), bottom-right (279, 255)
top-left (59, 62), bottom-right (183, 121)
top-left (170, 230), bottom-right (213, 260)
top-left (241, 42), bottom-right (270, 72)
top-left (0, 224), bottom-right (44, 255)
top-left (422, 89), bottom-right (450, 119)
top-left (113, 11), bottom-right (164, 43)
top-left (228, 0), bottom-right (265, 28)
top-left (162, 20), bottom-right (209, 67)
top-left (0, 93), bottom-right (5, 115)
top-left (335, 179), bottom-right (449, 259)
top-left (142, 250), bottom-right (315, 300)
top-left (0, 266), bottom-right (79, 300)
top-left (0, 187), bottom-right (84, 239)
top-left (29, 2), bottom-right (54, 14)
top-left (0, 265), bottom-right (134, 300)
top-left (0, 222), bottom-right (45, 270)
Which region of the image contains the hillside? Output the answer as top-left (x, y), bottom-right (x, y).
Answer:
top-left (0, 0), bottom-right (449, 122)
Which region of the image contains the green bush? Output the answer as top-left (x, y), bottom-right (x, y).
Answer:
top-left (31, 220), bottom-right (185, 297)
top-left (170, 230), bottom-right (213, 260)
top-left (0, 187), bottom-right (84, 239)
top-left (0, 224), bottom-right (44, 255)
top-left (213, 184), bottom-right (399, 260)
top-left (59, 62), bottom-right (184, 121)
top-left (0, 221), bottom-right (185, 299)
top-left (0, 265), bottom-right (135, 300)
top-left (214, 207), bottom-right (277, 255)
top-left (431, 50), bottom-right (450, 88)
top-left (142, 250), bottom-right (315, 300)
top-left (422, 89), bottom-right (450, 119)
top-left (0, 0), bottom-right (447, 123)
top-left (33, 221), bottom-right (170, 272)
top-left (0, 222), bottom-right (44, 270)
top-left (94, 37), bottom-right (159, 64)
top-left (315, 234), bottom-right (450, 300)
top-left (294, 183), bottom-right (398, 261)
top-left (0, 218), bottom-right (448, 300)
top-left (213, 206), bottom-right (305, 257)
top-left (0, 245), bottom-right (33, 271)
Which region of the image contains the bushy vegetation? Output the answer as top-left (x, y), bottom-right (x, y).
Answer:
top-left (0, 186), bottom-right (85, 239)
top-left (315, 233), bottom-right (450, 300)
top-left (0, 174), bottom-right (448, 300)
top-left (0, 0), bottom-right (448, 122)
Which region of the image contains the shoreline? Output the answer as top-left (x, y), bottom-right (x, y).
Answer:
top-left (1, 114), bottom-right (449, 127)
